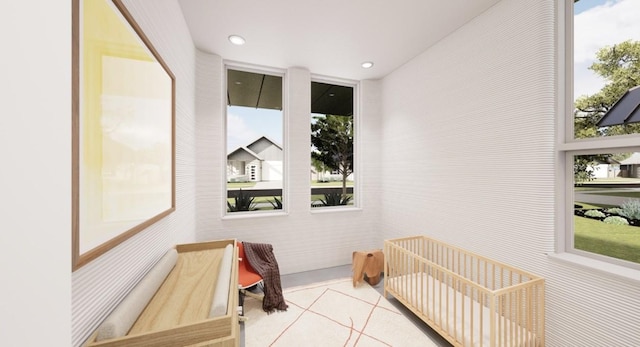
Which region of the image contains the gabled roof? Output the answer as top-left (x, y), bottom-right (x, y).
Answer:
top-left (246, 136), bottom-right (282, 151)
top-left (227, 146), bottom-right (262, 160)
top-left (596, 86), bottom-right (640, 127)
top-left (619, 152), bottom-right (640, 165)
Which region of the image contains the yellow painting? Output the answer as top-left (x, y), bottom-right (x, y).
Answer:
top-left (72, 0), bottom-right (175, 270)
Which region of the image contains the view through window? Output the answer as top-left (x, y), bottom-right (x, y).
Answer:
top-left (310, 81), bottom-right (355, 208)
top-left (570, 0), bottom-right (640, 266)
top-left (226, 68), bottom-right (283, 213)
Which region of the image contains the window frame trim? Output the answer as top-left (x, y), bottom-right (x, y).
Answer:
top-left (223, 62), bottom-right (288, 217)
top-left (309, 74), bottom-right (361, 211)
top-left (556, 0), bottom-right (640, 278)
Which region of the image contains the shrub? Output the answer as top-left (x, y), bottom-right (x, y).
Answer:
top-left (227, 189), bottom-right (257, 212)
top-left (620, 199), bottom-right (640, 220)
top-left (603, 216), bottom-right (629, 225)
top-left (269, 196), bottom-right (283, 210)
top-left (584, 209), bottom-right (605, 218)
top-left (318, 192), bottom-right (352, 206)
top-left (605, 207), bottom-right (623, 215)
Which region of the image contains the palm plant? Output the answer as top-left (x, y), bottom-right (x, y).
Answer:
top-left (318, 192), bottom-right (352, 206)
top-left (269, 196), bottom-right (283, 210)
top-left (227, 189), bottom-right (257, 212)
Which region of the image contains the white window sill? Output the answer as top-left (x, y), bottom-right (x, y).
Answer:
top-left (310, 206), bottom-right (363, 214)
top-left (548, 252), bottom-right (640, 285)
top-left (222, 211), bottom-right (289, 220)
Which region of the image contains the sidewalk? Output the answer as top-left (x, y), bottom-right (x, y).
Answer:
top-left (575, 189), bottom-right (640, 207)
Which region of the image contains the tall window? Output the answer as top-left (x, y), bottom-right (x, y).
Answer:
top-left (563, 0), bottom-right (640, 267)
top-left (226, 68), bottom-right (284, 213)
top-left (310, 81), bottom-right (356, 208)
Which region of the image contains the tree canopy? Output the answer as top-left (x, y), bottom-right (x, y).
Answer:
top-left (310, 114), bottom-right (353, 194)
top-left (573, 40), bottom-right (640, 182)
top-left (575, 40), bottom-right (640, 138)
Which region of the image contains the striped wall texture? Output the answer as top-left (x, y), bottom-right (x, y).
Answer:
top-left (193, 64), bottom-right (384, 275)
top-left (63, 0), bottom-right (640, 346)
top-left (380, 0), bottom-right (639, 346)
top-left (70, 1), bottom-right (383, 346)
top-left (71, 0), bottom-right (197, 345)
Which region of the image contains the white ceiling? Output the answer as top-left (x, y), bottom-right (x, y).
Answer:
top-left (177, 0), bottom-right (501, 81)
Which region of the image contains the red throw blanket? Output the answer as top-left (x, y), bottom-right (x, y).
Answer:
top-left (242, 242), bottom-right (288, 313)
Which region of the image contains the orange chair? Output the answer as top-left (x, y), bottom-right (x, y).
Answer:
top-left (238, 242), bottom-right (264, 301)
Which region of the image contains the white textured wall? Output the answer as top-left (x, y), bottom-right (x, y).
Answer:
top-left (194, 64), bottom-right (384, 274)
top-left (195, 50), bottom-right (225, 240)
top-left (1, 0), bottom-right (71, 345)
top-left (70, 0), bottom-right (197, 346)
top-left (380, 0), bottom-right (640, 346)
top-left (68, 2), bottom-right (384, 345)
top-left (13, 1), bottom-right (635, 346)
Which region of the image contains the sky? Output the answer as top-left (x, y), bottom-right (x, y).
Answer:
top-left (226, 106), bottom-right (322, 153)
top-left (573, 0), bottom-right (640, 99)
top-left (227, 0), bottom-right (640, 150)
top-left (227, 106), bottom-right (283, 151)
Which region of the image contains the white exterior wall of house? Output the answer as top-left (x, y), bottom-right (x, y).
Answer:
top-left (262, 160), bottom-right (283, 181)
top-left (380, 1), bottom-right (639, 346)
top-left (227, 139), bottom-right (282, 181)
top-left (8, 1), bottom-right (639, 346)
top-left (589, 163), bottom-right (614, 179)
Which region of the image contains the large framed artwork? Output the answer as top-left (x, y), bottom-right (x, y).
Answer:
top-left (72, 0), bottom-right (175, 270)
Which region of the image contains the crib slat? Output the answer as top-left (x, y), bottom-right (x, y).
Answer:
top-left (384, 236), bottom-right (544, 347)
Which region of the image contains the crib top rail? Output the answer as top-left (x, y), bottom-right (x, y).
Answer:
top-left (385, 236), bottom-right (544, 287)
top-left (384, 236), bottom-right (545, 347)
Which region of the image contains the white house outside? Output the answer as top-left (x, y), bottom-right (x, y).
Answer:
top-left (227, 136), bottom-right (282, 182)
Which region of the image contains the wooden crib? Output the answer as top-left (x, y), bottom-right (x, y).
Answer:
top-left (384, 236), bottom-right (544, 347)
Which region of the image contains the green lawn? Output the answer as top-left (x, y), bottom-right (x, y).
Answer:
top-left (574, 216), bottom-right (640, 264)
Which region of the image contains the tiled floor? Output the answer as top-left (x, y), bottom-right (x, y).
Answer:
top-left (241, 264), bottom-right (452, 347)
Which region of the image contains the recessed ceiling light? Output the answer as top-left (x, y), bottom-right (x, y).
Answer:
top-left (228, 35), bottom-right (245, 45)
top-left (361, 61), bottom-right (374, 69)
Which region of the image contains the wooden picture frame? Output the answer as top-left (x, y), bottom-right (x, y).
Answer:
top-left (72, 0), bottom-right (175, 271)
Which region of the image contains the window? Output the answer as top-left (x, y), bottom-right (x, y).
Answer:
top-left (561, 0), bottom-right (640, 268)
top-left (226, 67), bottom-right (284, 213)
top-left (310, 80), bottom-right (356, 208)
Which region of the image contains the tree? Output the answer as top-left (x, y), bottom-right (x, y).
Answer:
top-left (575, 40), bottom-right (640, 138)
top-left (310, 114), bottom-right (353, 195)
top-left (311, 157), bottom-right (328, 182)
top-left (573, 40), bottom-right (640, 182)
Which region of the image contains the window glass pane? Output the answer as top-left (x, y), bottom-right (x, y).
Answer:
top-left (226, 69), bottom-right (283, 213)
top-left (573, 0), bottom-right (640, 139)
top-left (573, 151), bottom-right (640, 265)
top-left (310, 81), bottom-right (354, 208)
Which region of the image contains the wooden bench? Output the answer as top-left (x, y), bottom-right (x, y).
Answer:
top-left (84, 239), bottom-right (240, 347)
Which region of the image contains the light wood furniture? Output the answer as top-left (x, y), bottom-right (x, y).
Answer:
top-left (384, 236), bottom-right (545, 347)
top-left (352, 249), bottom-right (384, 286)
top-left (85, 239), bottom-right (240, 347)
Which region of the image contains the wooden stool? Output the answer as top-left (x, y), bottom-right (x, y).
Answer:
top-left (352, 249), bottom-right (384, 287)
